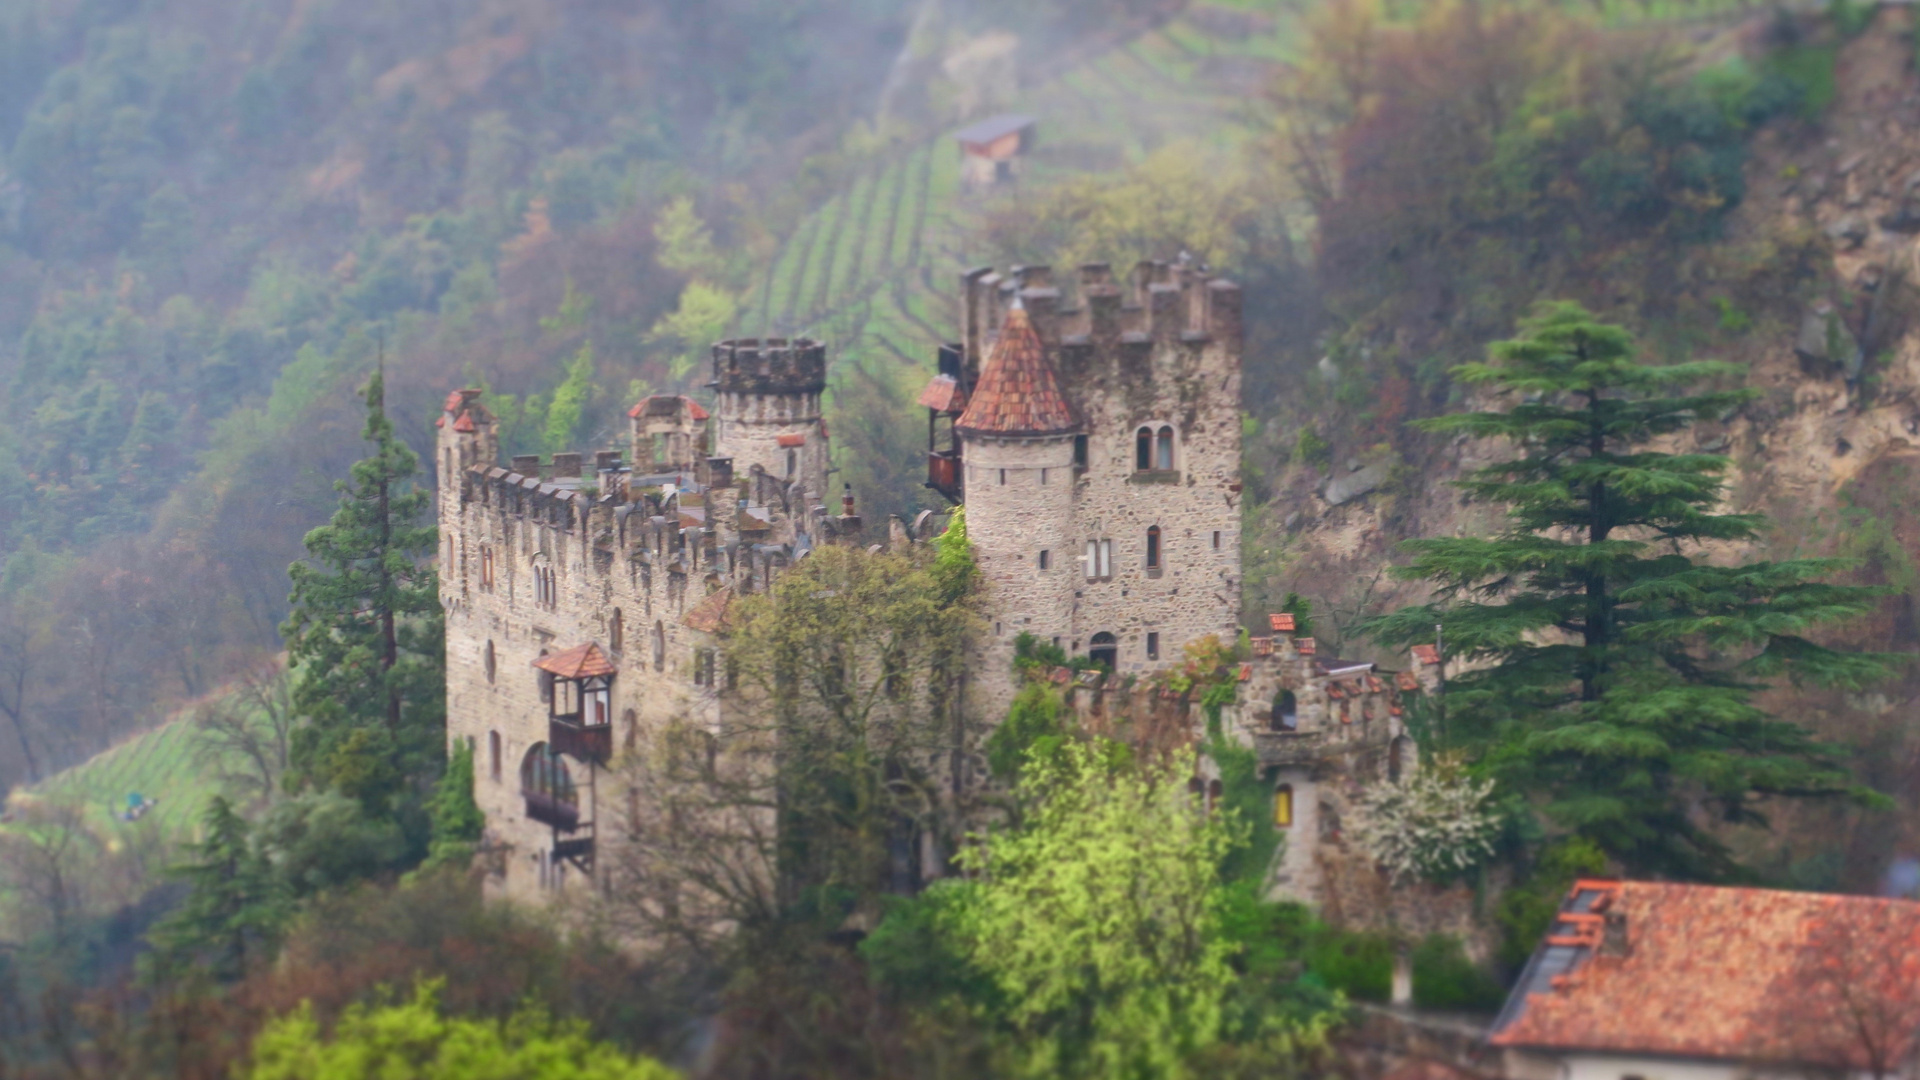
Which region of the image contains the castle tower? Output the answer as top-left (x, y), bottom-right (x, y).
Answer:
top-left (436, 388), bottom-right (497, 593)
top-left (953, 306), bottom-right (1082, 684)
top-left (707, 338), bottom-right (829, 502)
top-left (933, 260), bottom-right (1244, 720)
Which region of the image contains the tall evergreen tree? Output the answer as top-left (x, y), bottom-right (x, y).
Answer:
top-left (149, 797), bottom-right (288, 981)
top-left (282, 367), bottom-right (444, 816)
top-left (1366, 302), bottom-right (1888, 879)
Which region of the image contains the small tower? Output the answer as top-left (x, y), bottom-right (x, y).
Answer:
top-left (628, 394), bottom-right (710, 478)
top-left (436, 388), bottom-right (496, 514)
top-left (953, 306), bottom-right (1081, 687)
top-left (707, 338), bottom-right (829, 501)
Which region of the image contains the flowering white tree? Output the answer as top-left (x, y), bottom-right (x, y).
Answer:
top-left (1352, 760), bottom-right (1498, 883)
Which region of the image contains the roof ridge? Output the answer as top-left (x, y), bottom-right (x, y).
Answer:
top-left (954, 308), bottom-right (1079, 438)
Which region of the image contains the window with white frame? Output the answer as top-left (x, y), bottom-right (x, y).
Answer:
top-left (1083, 539), bottom-right (1113, 580)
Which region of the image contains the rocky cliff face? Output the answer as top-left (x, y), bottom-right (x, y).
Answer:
top-left (1258, 7), bottom-right (1920, 891)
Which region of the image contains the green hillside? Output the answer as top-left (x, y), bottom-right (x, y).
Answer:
top-left (14, 717), bottom-right (217, 838)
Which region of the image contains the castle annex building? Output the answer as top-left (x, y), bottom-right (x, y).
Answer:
top-left (438, 259), bottom-right (1428, 908)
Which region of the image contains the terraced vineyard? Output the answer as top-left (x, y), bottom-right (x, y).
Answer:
top-left (12, 716), bottom-right (223, 839)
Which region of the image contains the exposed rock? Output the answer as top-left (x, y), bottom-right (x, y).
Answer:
top-left (1826, 214), bottom-right (1870, 249)
top-left (1322, 462), bottom-right (1390, 506)
top-left (1878, 170), bottom-right (1920, 231)
top-left (1795, 300), bottom-right (1858, 370)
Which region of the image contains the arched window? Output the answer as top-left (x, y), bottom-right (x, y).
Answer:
top-left (1145, 525), bottom-right (1162, 571)
top-left (484, 639), bottom-right (496, 684)
top-left (480, 545), bottom-right (495, 589)
top-left (652, 621), bottom-right (666, 672)
top-left (489, 730), bottom-right (502, 781)
top-left (1156, 426), bottom-right (1175, 471)
top-left (786, 449), bottom-right (797, 477)
top-left (1135, 427), bottom-right (1153, 471)
top-left (1089, 631), bottom-right (1118, 671)
top-left (610, 609), bottom-right (624, 653)
top-left (1272, 690), bottom-right (1298, 732)
top-left (623, 708), bottom-right (638, 751)
top-left (520, 743), bottom-right (578, 824)
top-left (1274, 784), bottom-right (1294, 828)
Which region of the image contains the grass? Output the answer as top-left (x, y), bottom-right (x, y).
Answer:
top-left (20, 717), bottom-right (220, 838)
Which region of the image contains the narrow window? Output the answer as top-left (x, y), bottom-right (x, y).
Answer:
top-left (1274, 784), bottom-right (1294, 828)
top-left (786, 449), bottom-right (797, 477)
top-left (623, 708), bottom-right (638, 751)
top-left (1146, 632), bottom-right (1160, 661)
top-left (480, 545), bottom-right (494, 589)
top-left (1135, 427), bottom-right (1152, 471)
top-left (1098, 539), bottom-right (1112, 579)
top-left (998, 469), bottom-right (1007, 486)
top-left (1212, 530), bottom-right (1222, 550)
top-left (652, 621), bottom-right (666, 672)
top-left (610, 609), bottom-right (624, 653)
top-left (1156, 426), bottom-right (1175, 471)
top-left (1145, 526), bottom-right (1161, 571)
top-left (1273, 690), bottom-right (1298, 732)
top-left (484, 640), bottom-right (496, 683)
top-left (489, 730), bottom-right (501, 781)
top-left (995, 622), bottom-right (1003, 636)
top-left (1073, 435), bottom-right (1088, 470)
top-left (1039, 467), bottom-right (1048, 486)
top-left (1038, 550), bottom-right (1051, 570)
top-left (1084, 541), bottom-right (1098, 581)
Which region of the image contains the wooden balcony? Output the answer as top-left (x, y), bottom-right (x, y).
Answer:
top-left (926, 450), bottom-right (962, 502)
top-left (550, 717), bottom-right (612, 765)
top-left (553, 832), bottom-right (595, 873)
top-left (523, 789), bottom-right (581, 831)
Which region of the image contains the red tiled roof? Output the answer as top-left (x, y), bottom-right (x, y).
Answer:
top-left (532, 643), bottom-right (617, 679)
top-left (776, 433), bottom-right (806, 448)
top-left (1412, 644), bottom-right (1441, 665)
top-left (917, 373), bottom-right (969, 413)
top-left (682, 585), bottom-right (733, 633)
top-left (1237, 664), bottom-right (1252, 682)
top-left (434, 416), bottom-right (445, 428)
top-left (452, 412), bottom-right (476, 433)
top-left (1396, 671), bottom-right (1420, 691)
top-left (628, 394), bottom-right (711, 421)
top-left (955, 308), bottom-right (1079, 437)
top-left (1270, 613), bottom-right (1296, 632)
top-left (1492, 882), bottom-right (1920, 1070)
top-left (444, 390), bottom-right (467, 413)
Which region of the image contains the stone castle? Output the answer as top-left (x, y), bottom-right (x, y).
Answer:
top-left (436, 259), bottom-right (1437, 913)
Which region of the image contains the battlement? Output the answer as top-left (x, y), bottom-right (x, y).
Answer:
top-left (959, 260), bottom-right (1241, 375)
top-left (709, 338), bottom-right (827, 396)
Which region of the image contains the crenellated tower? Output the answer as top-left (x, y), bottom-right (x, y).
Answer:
top-left (707, 338), bottom-right (830, 502)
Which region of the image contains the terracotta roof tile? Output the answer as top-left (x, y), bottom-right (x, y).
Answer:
top-left (688, 399), bottom-right (709, 420)
top-left (955, 308), bottom-right (1079, 437)
top-left (1295, 637), bottom-right (1316, 655)
top-left (1492, 882), bottom-right (1920, 1070)
top-left (917, 373), bottom-right (969, 413)
top-left (452, 412), bottom-right (476, 433)
top-left (1237, 664), bottom-right (1252, 682)
top-left (1270, 613), bottom-right (1296, 632)
top-left (444, 390), bottom-right (467, 413)
top-left (1396, 671), bottom-right (1420, 691)
top-left (681, 585), bottom-right (733, 633)
top-left (1412, 644), bottom-right (1441, 665)
top-left (434, 416), bottom-right (445, 428)
top-left (777, 433), bottom-right (807, 448)
top-left (533, 643), bottom-right (617, 679)
top-left (628, 394), bottom-right (710, 421)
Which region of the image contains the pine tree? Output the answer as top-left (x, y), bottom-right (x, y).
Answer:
top-left (282, 367), bottom-right (444, 815)
top-left (1366, 302), bottom-right (1888, 879)
top-left (150, 797), bottom-right (288, 981)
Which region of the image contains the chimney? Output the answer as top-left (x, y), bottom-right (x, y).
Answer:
top-left (511, 454), bottom-right (542, 477)
top-left (1600, 910), bottom-right (1631, 958)
top-left (551, 452), bottom-right (583, 478)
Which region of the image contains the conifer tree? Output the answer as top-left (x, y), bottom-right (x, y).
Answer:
top-left (282, 367), bottom-right (444, 814)
top-left (1366, 302), bottom-right (1887, 878)
top-left (150, 797), bottom-right (288, 981)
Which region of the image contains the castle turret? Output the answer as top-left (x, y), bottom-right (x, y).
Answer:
top-left (954, 306), bottom-right (1082, 685)
top-left (707, 338), bottom-right (829, 503)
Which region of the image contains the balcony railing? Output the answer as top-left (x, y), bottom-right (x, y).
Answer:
top-left (550, 717), bottom-right (612, 765)
top-left (926, 450), bottom-right (962, 502)
top-left (523, 789), bottom-right (581, 831)
top-left (553, 833), bottom-right (595, 873)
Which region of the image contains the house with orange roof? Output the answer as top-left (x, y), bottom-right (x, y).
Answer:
top-left (1491, 880), bottom-right (1920, 1080)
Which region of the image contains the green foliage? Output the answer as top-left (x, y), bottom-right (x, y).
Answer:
top-left (425, 740), bottom-right (485, 871)
top-left (283, 369), bottom-right (445, 825)
top-left (653, 196), bottom-right (727, 282)
top-left (1294, 428), bottom-right (1332, 470)
top-left (147, 796), bottom-right (290, 981)
top-left (256, 790), bottom-right (411, 898)
top-left (1011, 631), bottom-right (1068, 675)
top-left (985, 682), bottom-right (1069, 783)
top-left (1366, 303), bottom-right (1889, 879)
top-left (1493, 837), bottom-right (1609, 971)
top-left (242, 980), bottom-right (678, 1080)
top-left (543, 341), bottom-right (598, 454)
top-left (1206, 736), bottom-right (1282, 888)
top-left (1276, 593), bottom-right (1315, 637)
top-left (932, 504), bottom-right (977, 603)
top-left (1410, 935), bottom-right (1504, 1012)
top-left (647, 281), bottom-right (739, 383)
top-left (1302, 927), bottom-right (1392, 1004)
top-left (944, 741), bottom-right (1241, 1078)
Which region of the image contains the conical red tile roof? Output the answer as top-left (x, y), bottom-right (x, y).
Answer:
top-left (955, 308), bottom-right (1078, 437)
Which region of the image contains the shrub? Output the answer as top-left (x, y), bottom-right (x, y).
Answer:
top-left (1410, 934), bottom-right (1505, 1012)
